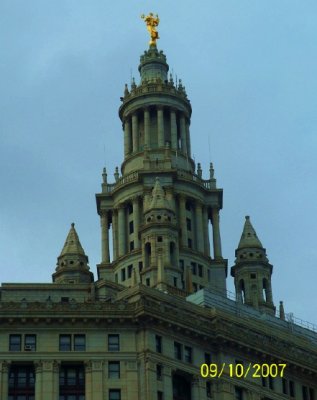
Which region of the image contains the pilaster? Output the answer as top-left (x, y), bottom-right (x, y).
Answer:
top-left (212, 207), bottom-right (222, 259)
top-left (124, 118), bottom-right (132, 157)
top-left (133, 197), bottom-right (140, 249)
top-left (157, 106), bottom-right (164, 147)
top-left (85, 361), bottom-right (104, 400)
top-left (170, 110), bottom-right (177, 150)
top-left (118, 205), bottom-right (126, 257)
top-left (180, 114), bottom-right (187, 155)
top-left (144, 108), bottom-right (150, 149)
top-left (0, 361), bottom-right (10, 400)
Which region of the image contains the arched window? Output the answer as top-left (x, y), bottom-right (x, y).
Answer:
top-left (238, 279), bottom-right (245, 304)
top-left (263, 278), bottom-right (268, 302)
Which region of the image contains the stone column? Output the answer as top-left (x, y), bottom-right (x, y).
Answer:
top-left (101, 211), bottom-right (110, 263)
top-left (144, 108), bottom-right (150, 149)
top-left (195, 201), bottom-right (204, 253)
top-left (179, 195), bottom-right (188, 247)
top-left (124, 118), bottom-right (132, 157)
top-left (157, 106), bottom-right (164, 147)
top-left (35, 361), bottom-right (42, 400)
top-left (118, 205), bottom-right (126, 257)
top-left (203, 207), bottom-right (210, 256)
top-left (162, 366), bottom-right (173, 400)
top-left (170, 110), bottom-right (177, 150)
top-left (180, 114), bottom-right (187, 155)
top-left (212, 208), bottom-right (222, 259)
top-left (191, 376), bottom-right (206, 399)
top-left (186, 121), bottom-right (191, 157)
top-left (36, 360), bottom-right (59, 400)
top-left (85, 361), bottom-right (103, 400)
top-left (132, 113), bottom-right (139, 153)
top-left (0, 361), bottom-right (10, 400)
top-left (112, 210), bottom-right (118, 260)
top-left (133, 197), bottom-right (140, 249)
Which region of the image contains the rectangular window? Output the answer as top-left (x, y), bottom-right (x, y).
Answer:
top-left (186, 218), bottom-right (191, 231)
top-left (157, 391), bottom-right (163, 400)
top-left (198, 264), bottom-right (203, 277)
top-left (59, 335), bottom-right (71, 351)
top-left (235, 386), bottom-right (243, 400)
top-left (268, 376), bottom-right (274, 390)
top-left (289, 380), bottom-right (295, 397)
top-left (25, 334), bottom-right (36, 351)
top-left (179, 259), bottom-right (184, 270)
top-left (109, 389), bottom-right (121, 400)
top-left (108, 334), bottom-right (120, 351)
top-left (139, 261), bottom-right (143, 272)
top-left (156, 364), bottom-right (162, 380)
top-left (206, 381), bottom-right (212, 398)
top-left (184, 346), bottom-right (192, 363)
top-left (146, 278), bottom-right (150, 286)
top-left (174, 342), bottom-right (182, 360)
top-left (310, 388), bottom-right (315, 400)
top-left (9, 334), bottom-right (21, 351)
top-left (173, 277), bottom-right (177, 287)
top-left (127, 264), bottom-right (133, 278)
top-left (205, 353), bottom-right (211, 364)
top-left (193, 283), bottom-right (198, 292)
top-left (74, 334), bottom-right (86, 351)
top-left (191, 262), bottom-right (197, 275)
top-left (108, 361), bottom-right (120, 378)
top-left (130, 241), bottom-right (134, 251)
top-left (282, 378), bottom-right (288, 394)
top-left (129, 220), bottom-right (134, 234)
top-left (207, 269), bottom-right (211, 282)
top-left (155, 335), bottom-right (162, 353)
top-left (261, 377), bottom-right (266, 387)
top-left (121, 268), bottom-right (126, 281)
top-left (303, 386), bottom-right (309, 400)
top-left (188, 238), bottom-right (192, 248)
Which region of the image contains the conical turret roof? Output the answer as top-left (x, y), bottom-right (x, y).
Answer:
top-left (238, 216), bottom-right (263, 249)
top-left (59, 223), bottom-right (86, 257)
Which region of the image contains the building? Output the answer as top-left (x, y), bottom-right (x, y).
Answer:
top-left (0, 20), bottom-right (316, 400)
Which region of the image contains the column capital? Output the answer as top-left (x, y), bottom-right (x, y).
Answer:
top-left (157, 105), bottom-right (164, 111)
top-left (100, 209), bottom-right (109, 217)
top-left (0, 360), bottom-right (11, 373)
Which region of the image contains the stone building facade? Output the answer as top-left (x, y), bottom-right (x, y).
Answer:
top-left (0, 39), bottom-right (316, 400)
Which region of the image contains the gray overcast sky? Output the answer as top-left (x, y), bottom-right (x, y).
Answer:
top-left (1, 1), bottom-right (316, 326)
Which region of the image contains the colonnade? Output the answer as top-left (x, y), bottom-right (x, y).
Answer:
top-left (123, 107), bottom-right (191, 157)
top-left (100, 197), bottom-right (142, 263)
top-left (178, 195), bottom-right (222, 259)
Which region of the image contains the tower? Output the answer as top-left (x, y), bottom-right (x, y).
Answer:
top-left (52, 223), bottom-right (94, 284)
top-left (231, 216), bottom-right (275, 314)
top-left (96, 40), bottom-right (228, 295)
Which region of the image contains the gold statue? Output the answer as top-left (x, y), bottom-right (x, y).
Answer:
top-left (141, 13), bottom-right (160, 46)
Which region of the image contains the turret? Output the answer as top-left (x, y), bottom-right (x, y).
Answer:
top-left (52, 223), bottom-right (94, 284)
top-left (231, 216), bottom-right (275, 315)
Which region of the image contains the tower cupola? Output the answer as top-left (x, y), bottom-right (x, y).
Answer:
top-left (52, 223), bottom-right (94, 284)
top-left (231, 216), bottom-right (275, 315)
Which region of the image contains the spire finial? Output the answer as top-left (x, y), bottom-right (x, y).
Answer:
top-left (141, 13), bottom-right (160, 46)
top-left (102, 167), bottom-right (107, 184)
top-left (71, 222), bottom-right (75, 228)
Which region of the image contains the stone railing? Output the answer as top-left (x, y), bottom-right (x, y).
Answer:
top-left (177, 169), bottom-right (216, 190)
top-left (102, 171), bottom-right (139, 194)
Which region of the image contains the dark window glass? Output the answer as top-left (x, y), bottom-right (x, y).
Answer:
top-left (207, 269), bottom-right (211, 282)
top-left (74, 335), bottom-right (85, 351)
top-left (156, 364), bottom-right (162, 380)
top-left (269, 376), bottom-right (274, 390)
top-left (206, 381), bottom-right (212, 398)
top-left (193, 283), bottom-right (198, 292)
top-left (146, 278), bottom-right (150, 286)
top-left (127, 264), bottom-right (133, 278)
top-left (157, 391), bottom-right (163, 400)
top-left (173, 277), bottom-right (177, 287)
top-left (129, 220), bottom-right (134, 234)
top-left (25, 334), bottom-right (36, 351)
top-left (188, 238), bottom-right (192, 248)
top-left (205, 353), bottom-right (211, 364)
top-left (282, 378), bottom-right (288, 394)
top-left (108, 334), bottom-right (120, 351)
top-left (129, 241), bottom-right (134, 251)
top-left (155, 335), bottom-right (162, 353)
top-left (9, 335), bottom-right (21, 351)
top-left (128, 204), bottom-right (133, 214)
top-left (61, 297), bottom-right (69, 303)
top-left (261, 377), bottom-right (266, 387)
top-left (59, 335), bottom-right (71, 351)
top-left (198, 264), bottom-right (203, 277)
top-left (174, 342), bottom-right (182, 360)
top-left (121, 268), bottom-right (126, 281)
top-left (184, 346), bottom-right (192, 363)
top-left (289, 380), bottom-right (295, 397)
top-left (191, 262), bottom-right (197, 275)
top-left (109, 389), bottom-right (121, 400)
top-left (310, 388), bottom-right (315, 400)
top-left (185, 202), bottom-right (191, 211)
top-left (139, 261), bottom-right (143, 272)
top-left (179, 260), bottom-right (184, 270)
top-left (235, 387), bottom-right (243, 400)
top-left (186, 218), bottom-right (191, 231)
top-left (303, 386), bottom-right (309, 400)
top-left (108, 361), bottom-right (120, 378)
